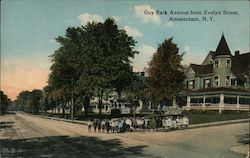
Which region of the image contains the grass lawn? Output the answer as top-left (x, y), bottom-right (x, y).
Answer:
top-left (187, 111), bottom-right (249, 124)
top-left (39, 110), bottom-right (249, 125)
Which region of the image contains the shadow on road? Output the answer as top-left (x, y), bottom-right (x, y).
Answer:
top-left (1, 111), bottom-right (16, 116)
top-left (0, 121), bottom-right (14, 129)
top-left (0, 135), bottom-right (157, 158)
top-left (237, 133), bottom-right (249, 145)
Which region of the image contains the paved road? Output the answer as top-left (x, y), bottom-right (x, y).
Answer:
top-left (0, 112), bottom-right (248, 158)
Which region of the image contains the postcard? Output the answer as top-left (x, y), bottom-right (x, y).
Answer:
top-left (1, 0), bottom-right (249, 158)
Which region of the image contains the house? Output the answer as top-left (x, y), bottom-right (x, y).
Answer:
top-left (184, 34), bottom-right (250, 111)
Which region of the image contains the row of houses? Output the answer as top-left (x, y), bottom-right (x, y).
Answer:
top-left (85, 34), bottom-right (249, 114)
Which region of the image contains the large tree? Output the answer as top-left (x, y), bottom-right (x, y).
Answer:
top-left (0, 91), bottom-right (11, 115)
top-left (16, 90), bottom-right (43, 113)
top-left (49, 18), bottom-right (137, 117)
top-left (81, 18), bottom-right (138, 116)
top-left (147, 38), bottom-right (185, 107)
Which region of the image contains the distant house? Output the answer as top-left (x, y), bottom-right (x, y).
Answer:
top-left (184, 34), bottom-right (250, 111)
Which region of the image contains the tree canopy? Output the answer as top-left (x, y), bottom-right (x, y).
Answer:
top-left (48, 18), bottom-right (138, 116)
top-left (16, 89), bottom-right (43, 114)
top-left (147, 38), bottom-right (185, 106)
top-left (0, 91), bottom-right (11, 115)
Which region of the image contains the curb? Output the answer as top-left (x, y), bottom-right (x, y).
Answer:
top-left (19, 112), bottom-right (88, 125)
top-left (188, 118), bottom-right (249, 129)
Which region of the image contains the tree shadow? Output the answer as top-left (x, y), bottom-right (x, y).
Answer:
top-left (0, 135), bottom-right (158, 158)
top-left (237, 133), bottom-right (249, 145)
top-left (0, 121), bottom-right (14, 129)
top-left (1, 111), bottom-right (17, 116)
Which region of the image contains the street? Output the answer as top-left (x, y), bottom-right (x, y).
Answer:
top-left (0, 112), bottom-right (248, 158)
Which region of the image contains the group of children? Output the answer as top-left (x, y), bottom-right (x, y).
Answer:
top-left (87, 115), bottom-right (189, 133)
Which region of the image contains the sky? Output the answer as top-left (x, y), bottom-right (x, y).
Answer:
top-left (1, 0), bottom-right (249, 100)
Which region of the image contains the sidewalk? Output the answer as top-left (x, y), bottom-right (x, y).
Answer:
top-left (188, 118), bottom-right (249, 129)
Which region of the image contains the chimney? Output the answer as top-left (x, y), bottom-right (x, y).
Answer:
top-left (235, 51), bottom-right (240, 56)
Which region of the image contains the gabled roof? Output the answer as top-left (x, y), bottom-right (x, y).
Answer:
top-left (232, 52), bottom-right (250, 80)
top-left (214, 34), bottom-right (232, 57)
top-left (190, 64), bottom-right (213, 75)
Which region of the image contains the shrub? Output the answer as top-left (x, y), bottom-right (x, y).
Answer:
top-left (111, 109), bottom-right (121, 117)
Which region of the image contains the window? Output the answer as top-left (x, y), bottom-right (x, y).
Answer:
top-left (205, 97), bottom-right (220, 104)
top-left (225, 76), bottom-right (230, 86)
top-left (224, 97), bottom-right (237, 104)
top-left (237, 80), bottom-right (245, 86)
top-left (226, 59), bottom-right (231, 67)
top-left (204, 78), bottom-right (211, 88)
top-left (239, 98), bottom-right (250, 105)
top-left (231, 79), bottom-right (236, 85)
top-left (190, 98), bottom-right (203, 104)
top-left (188, 80), bottom-right (195, 89)
top-left (214, 76), bottom-right (219, 86)
top-left (214, 59), bottom-right (220, 68)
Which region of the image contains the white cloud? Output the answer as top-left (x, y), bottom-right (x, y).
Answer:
top-left (166, 21), bottom-right (174, 27)
top-left (124, 26), bottom-right (143, 37)
top-left (132, 44), bottom-right (156, 71)
top-left (137, 44), bottom-right (156, 57)
top-left (134, 4), bottom-right (161, 25)
top-left (78, 13), bottom-right (104, 25)
top-left (184, 45), bottom-right (191, 52)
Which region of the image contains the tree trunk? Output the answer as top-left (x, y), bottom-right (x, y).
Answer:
top-left (83, 95), bottom-right (90, 116)
top-left (62, 102), bottom-right (65, 118)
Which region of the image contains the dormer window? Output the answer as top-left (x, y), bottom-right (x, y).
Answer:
top-left (214, 59), bottom-right (220, 68)
top-left (226, 59), bottom-right (231, 67)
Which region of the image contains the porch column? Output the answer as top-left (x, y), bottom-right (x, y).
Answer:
top-left (203, 94), bottom-right (206, 107)
top-left (219, 93), bottom-right (224, 113)
top-left (202, 94), bottom-right (206, 111)
top-left (186, 95), bottom-right (191, 110)
top-left (236, 94), bottom-right (240, 109)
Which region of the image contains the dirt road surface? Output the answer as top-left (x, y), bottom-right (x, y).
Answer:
top-left (0, 112), bottom-right (249, 158)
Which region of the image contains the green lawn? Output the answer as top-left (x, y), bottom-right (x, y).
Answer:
top-left (187, 111), bottom-right (249, 124)
top-left (39, 110), bottom-right (249, 125)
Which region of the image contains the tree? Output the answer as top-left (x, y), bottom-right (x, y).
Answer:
top-left (48, 18), bottom-right (137, 117)
top-left (16, 91), bottom-right (30, 112)
top-left (27, 90), bottom-right (43, 114)
top-left (82, 18), bottom-right (138, 116)
top-left (125, 74), bottom-right (148, 115)
top-left (16, 90), bottom-right (42, 114)
top-left (0, 91), bottom-right (11, 115)
top-left (147, 38), bottom-right (185, 108)
top-left (49, 27), bottom-right (82, 117)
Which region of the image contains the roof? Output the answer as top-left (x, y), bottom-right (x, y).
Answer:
top-left (214, 34), bottom-right (232, 57)
top-left (231, 52), bottom-right (250, 80)
top-left (190, 64), bottom-right (213, 75)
